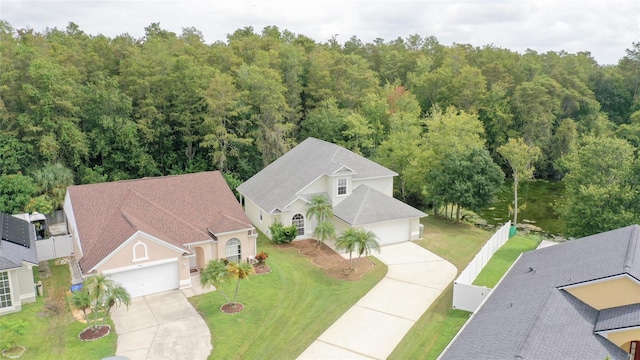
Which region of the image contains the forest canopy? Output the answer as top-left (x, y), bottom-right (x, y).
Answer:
top-left (1, 21), bottom-right (639, 236)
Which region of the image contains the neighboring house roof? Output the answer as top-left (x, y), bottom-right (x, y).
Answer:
top-left (0, 212), bottom-right (38, 271)
top-left (334, 185), bottom-right (426, 225)
top-left (237, 137), bottom-right (397, 213)
top-left (441, 225), bottom-right (640, 360)
top-left (67, 171), bottom-right (252, 274)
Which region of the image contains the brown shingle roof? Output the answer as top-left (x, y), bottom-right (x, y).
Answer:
top-left (67, 171), bottom-right (252, 274)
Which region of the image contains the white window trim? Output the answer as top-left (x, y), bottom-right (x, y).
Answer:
top-left (132, 241), bottom-right (149, 262)
top-left (337, 177), bottom-right (348, 197)
top-left (292, 213), bottom-right (305, 236)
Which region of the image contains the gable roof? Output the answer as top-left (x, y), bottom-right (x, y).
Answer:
top-left (67, 171), bottom-right (252, 274)
top-left (237, 137), bottom-right (397, 213)
top-left (0, 213), bottom-right (38, 271)
top-left (440, 225), bottom-right (640, 360)
top-left (333, 185), bottom-right (426, 225)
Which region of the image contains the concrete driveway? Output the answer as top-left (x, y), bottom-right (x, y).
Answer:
top-left (298, 241), bottom-right (457, 360)
top-left (111, 290), bottom-right (212, 360)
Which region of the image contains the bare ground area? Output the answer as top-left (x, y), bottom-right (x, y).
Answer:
top-left (277, 239), bottom-right (374, 281)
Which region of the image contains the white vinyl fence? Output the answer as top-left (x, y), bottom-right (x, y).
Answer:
top-left (36, 235), bottom-right (74, 261)
top-left (452, 221), bottom-right (511, 312)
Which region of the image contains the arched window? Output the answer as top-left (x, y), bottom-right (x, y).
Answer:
top-left (225, 238), bottom-right (242, 263)
top-left (292, 214), bottom-right (305, 236)
top-left (132, 241), bottom-right (148, 262)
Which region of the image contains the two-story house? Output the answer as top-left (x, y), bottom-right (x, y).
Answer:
top-left (237, 137), bottom-right (426, 245)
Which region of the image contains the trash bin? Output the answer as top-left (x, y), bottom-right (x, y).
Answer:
top-left (36, 280), bottom-right (43, 296)
top-left (509, 225), bottom-right (517, 238)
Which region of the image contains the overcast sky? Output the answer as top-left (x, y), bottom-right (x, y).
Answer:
top-left (2, 0), bottom-right (639, 65)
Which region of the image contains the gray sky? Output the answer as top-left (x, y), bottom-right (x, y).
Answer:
top-left (1, 0), bottom-right (639, 65)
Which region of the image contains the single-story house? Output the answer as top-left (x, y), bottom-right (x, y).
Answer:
top-left (439, 225), bottom-right (640, 360)
top-left (0, 212), bottom-right (39, 315)
top-left (237, 137), bottom-right (426, 246)
top-left (63, 171), bottom-right (257, 298)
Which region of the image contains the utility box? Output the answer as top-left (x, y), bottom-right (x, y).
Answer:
top-left (36, 281), bottom-right (43, 296)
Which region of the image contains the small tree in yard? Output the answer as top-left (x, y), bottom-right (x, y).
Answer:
top-left (227, 262), bottom-right (254, 305)
top-left (307, 194), bottom-right (335, 247)
top-left (336, 228), bottom-right (380, 271)
top-left (200, 259), bottom-right (232, 304)
top-left (0, 318), bottom-right (28, 356)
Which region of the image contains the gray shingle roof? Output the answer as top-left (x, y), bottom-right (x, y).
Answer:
top-left (595, 303), bottom-right (640, 332)
top-left (440, 225), bottom-right (640, 360)
top-left (333, 185), bottom-right (426, 225)
top-left (237, 137), bottom-right (397, 213)
top-left (0, 213), bottom-right (38, 271)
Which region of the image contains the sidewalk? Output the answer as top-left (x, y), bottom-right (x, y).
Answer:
top-left (298, 241), bottom-right (457, 360)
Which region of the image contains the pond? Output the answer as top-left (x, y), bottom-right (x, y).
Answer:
top-left (475, 179), bottom-right (565, 236)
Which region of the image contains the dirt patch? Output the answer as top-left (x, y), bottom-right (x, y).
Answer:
top-left (278, 240), bottom-right (374, 281)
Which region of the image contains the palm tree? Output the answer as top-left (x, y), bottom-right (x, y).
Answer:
top-left (70, 290), bottom-right (91, 324)
top-left (314, 220), bottom-right (336, 247)
top-left (103, 284), bottom-right (131, 325)
top-left (83, 274), bottom-right (113, 328)
top-left (200, 259), bottom-right (231, 304)
top-left (353, 230), bottom-right (380, 270)
top-left (307, 194), bottom-right (334, 246)
top-left (32, 162), bottom-right (74, 210)
top-left (335, 228), bottom-right (358, 270)
top-left (227, 261), bottom-right (254, 305)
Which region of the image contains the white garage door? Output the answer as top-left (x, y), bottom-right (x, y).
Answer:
top-left (363, 220), bottom-right (411, 246)
top-left (108, 260), bottom-right (179, 298)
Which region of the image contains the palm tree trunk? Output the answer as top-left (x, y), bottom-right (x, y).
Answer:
top-left (233, 279), bottom-right (241, 305)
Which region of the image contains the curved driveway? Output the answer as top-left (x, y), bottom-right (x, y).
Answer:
top-left (298, 241), bottom-right (457, 360)
top-left (111, 290), bottom-right (212, 360)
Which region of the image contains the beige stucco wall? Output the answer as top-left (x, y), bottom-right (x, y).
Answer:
top-left (63, 191), bottom-right (82, 258)
top-left (300, 175), bottom-right (329, 195)
top-left (96, 233), bottom-right (190, 284)
top-left (16, 265), bottom-right (36, 304)
top-left (565, 276), bottom-right (640, 310)
top-left (606, 328), bottom-right (640, 348)
top-left (353, 177), bottom-right (394, 197)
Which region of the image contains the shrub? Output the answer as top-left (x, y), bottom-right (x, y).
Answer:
top-left (255, 251), bottom-right (269, 264)
top-left (0, 318), bottom-right (28, 350)
top-left (270, 223), bottom-right (297, 244)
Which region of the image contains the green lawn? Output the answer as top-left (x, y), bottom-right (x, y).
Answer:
top-left (389, 216), bottom-right (492, 360)
top-left (472, 235), bottom-right (541, 288)
top-left (190, 233), bottom-right (387, 359)
top-left (0, 261), bottom-right (116, 360)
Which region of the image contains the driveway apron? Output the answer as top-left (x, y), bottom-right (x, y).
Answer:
top-left (111, 290), bottom-right (212, 360)
top-left (298, 242), bottom-right (457, 360)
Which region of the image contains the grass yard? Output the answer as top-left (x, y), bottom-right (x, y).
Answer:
top-left (389, 216), bottom-right (492, 360)
top-left (190, 233), bottom-right (387, 359)
top-left (0, 260), bottom-right (116, 360)
top-left (473, 235), bottom-right (542, 288)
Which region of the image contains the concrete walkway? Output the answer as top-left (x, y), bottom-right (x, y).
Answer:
top-left (111, 289), bottom-right (212, 360)
top-left (298, 242), bottom-right (457, 360)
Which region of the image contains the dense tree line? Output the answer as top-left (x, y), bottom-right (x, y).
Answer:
top-left (1, 21), bottom-right (640, 236)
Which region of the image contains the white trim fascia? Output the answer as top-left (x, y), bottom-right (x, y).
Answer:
top-left (296, 174), bottom-right (326, 196)
top-left (89, 231), bottom-right (187, 273)
top-left (353, 174), bottom-right (398, 181)
top-left (596, 324), bottom-right (640, 336)
top-left (558, 273), bottom-right (639, 290)
top-left (211, 227), bottom-right (256, 237)
top-left (64, 190), bottom-right (83, 256)
top-left (330, 166), bottom-right (357, 175)
top-left (102, 257), bottom-right (178, 275)
top-left (335, 215), bottom-right (424, 227)
top-left (438, 253), bottom-right (525, 360)
top-left (183, 239), bottom-right (216, 246)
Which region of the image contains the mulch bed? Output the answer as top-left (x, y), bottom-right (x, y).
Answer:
top-left (277, 239), bottom-right (374, 281)
top-left (253, 263), bottom-right (271, 274)
top-left (221, 303), bottom-right (244, 314)
top-left (78, 325), bottom-right (110, 341)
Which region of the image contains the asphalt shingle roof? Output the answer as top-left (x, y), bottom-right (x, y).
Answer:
top-left (67, 171), bottom-right (252, 274)
top-left (440, 225), bottom-right (640, 360)
top-left (333, 185), bottom-right (426, 225)
top-left (237, 137), bottom-right (397, 213)
top-left (595, 303), bottom-right (640, 332)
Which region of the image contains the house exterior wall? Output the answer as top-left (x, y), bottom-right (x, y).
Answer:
top-left (63, 191), bottom-right (83, 258)
top-left (410, 218), bottom-right (423, 240)
top-left (607, 328), bottom-right (640, 348)
top-left (95, 233), bottom-right (190, 286)
top-left (244, 197), bottom-right (273, 236)
top-left (15, 265), bottom-right (36, 305)
top-left (329, 175), bottom-right (353, 205)
top-left (299, 175), bottom-right (329, 195)
top-left (353, 177), bottom-right (394, 197)
top-left (214, 230), bottom-right (257, 263)
top-left (565, 276), bottom-right (640, 310)
top-left (281, 199), bottom-right (314, 240)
